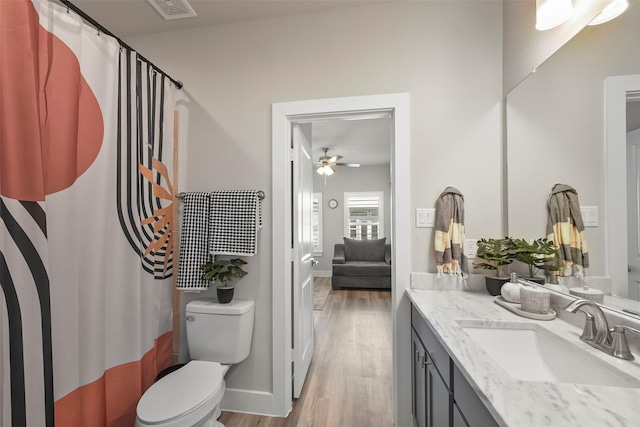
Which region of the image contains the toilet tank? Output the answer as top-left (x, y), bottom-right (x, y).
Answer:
top-left (185, 299), bottom-right (255, 364)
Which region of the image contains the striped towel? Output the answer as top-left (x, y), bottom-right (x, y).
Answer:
top-left (177, 192), bottom-right (211, 290)
top-left (546, 183), bottom-right (589, 278)
top-left (434, 187), bottom-right (468, 278)
top-left (209, 190), bottom-right (262, 256)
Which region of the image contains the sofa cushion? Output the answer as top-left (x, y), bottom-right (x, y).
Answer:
top-left (343, 237), bottom-right (386, 262)
top-left (332, 261), bottom-right (392, 277)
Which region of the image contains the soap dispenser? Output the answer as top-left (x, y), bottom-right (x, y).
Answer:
top-left (501, 273), bottom-right (523, 303)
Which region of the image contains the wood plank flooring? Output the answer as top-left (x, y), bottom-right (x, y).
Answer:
top-left (218, 278), bottom-right (393, 427)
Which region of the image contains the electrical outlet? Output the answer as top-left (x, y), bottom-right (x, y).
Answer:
top-left (465, 239), bottom-right (478, 258)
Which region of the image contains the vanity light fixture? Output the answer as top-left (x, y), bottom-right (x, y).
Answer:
top-left (535, 0), bottom-right (573, 31)
top-left (588, 0), bottom-right (629, 25)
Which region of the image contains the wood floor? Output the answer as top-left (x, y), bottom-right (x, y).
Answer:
top-left (218, 278), bottom-right (393, 427)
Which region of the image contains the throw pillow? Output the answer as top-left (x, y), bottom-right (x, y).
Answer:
top-left (343, 237), bottom-right (386, 262)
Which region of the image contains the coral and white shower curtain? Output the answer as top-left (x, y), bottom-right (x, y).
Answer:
top-left (1, 1), bottom-right (178, 425)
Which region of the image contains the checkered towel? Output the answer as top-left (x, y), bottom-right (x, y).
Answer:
top-left (209, 190), bottom-right (262, 256)
top-left (177, 192), bottom-right (211, 290)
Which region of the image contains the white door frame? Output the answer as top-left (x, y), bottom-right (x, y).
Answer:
top-left (271, 93), bottom-right (412, 425)
top-left (605, 74), bottom-right (640, 299)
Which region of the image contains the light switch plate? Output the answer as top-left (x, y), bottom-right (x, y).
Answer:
top-left (416, 208), bottom-right (435, 228)
top-left (581, 206), bottom-right (599, 227)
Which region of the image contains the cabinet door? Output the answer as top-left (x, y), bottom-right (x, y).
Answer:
top-left (427, 361), bottom-right (451, 427)
top-left (453, 403), bottom-right (469, 427)
top-left (412, 329), bottom-right (427, 427)
top-left (453, 364), bottom-right (499, 427)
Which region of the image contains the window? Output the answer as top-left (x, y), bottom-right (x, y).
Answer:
top-left (312, 193), bottom-right (323, 254)
top-left (344, 191), bottom-right (384, 240)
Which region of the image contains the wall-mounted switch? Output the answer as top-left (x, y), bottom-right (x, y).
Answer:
top-left (581, 206), bottom-right (599, 227)
top-left (416, 208), bottom-right (435, 228)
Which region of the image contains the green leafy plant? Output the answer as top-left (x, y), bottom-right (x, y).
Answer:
top-left (200, 258), bottom-right (248, 286)
top-left (507, 237), bottom-right (559, 278)
top-left (474, 237), bottom-right (515, 277)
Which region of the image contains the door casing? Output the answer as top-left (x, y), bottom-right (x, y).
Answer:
top-left (271, 93), bottom-right (411, 425)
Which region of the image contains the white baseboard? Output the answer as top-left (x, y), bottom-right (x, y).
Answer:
top-left (314, 270), bottom-right (331, 278)
top-left (221, 387), bottom-right (286, 418)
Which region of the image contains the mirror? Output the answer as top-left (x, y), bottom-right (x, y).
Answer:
top-left (506, 1), bottom-right (640, 314)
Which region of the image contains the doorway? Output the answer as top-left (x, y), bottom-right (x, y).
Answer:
top-left (271, 93), bottom-right (412, 425)
top-left (605, 75), bottom-right (640, 300)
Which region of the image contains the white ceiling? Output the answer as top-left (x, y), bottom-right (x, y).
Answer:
top-left (66, 0), bottom-right (385, 38)
top-left (62, 0), bottom-right (392, 167)
top-left (309, 116), bottom-right (392, 166)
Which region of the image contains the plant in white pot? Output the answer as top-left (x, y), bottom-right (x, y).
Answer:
top-left (200, 258), bottom-right (248, 303)
top-left (474, 237), bottom-right (515, 296)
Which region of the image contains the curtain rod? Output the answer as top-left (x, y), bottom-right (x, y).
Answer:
top-left (58, 0), bottom-right (183, 90)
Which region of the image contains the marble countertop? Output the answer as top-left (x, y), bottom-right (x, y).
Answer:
top-left (407, 289), bottom-right (640, 427)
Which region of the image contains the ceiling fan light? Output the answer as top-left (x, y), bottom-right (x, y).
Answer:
top-left (324, 165), bottom-right (335, 176)
top-left (588, 0), bottom-right (628, 26)
top-left (535, 0), bottom-right (573, 31)
top-left (316, 166), bottom-right (325, 175)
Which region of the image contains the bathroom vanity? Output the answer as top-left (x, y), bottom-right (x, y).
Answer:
top-left (408, 289), bottom-right (640, 427)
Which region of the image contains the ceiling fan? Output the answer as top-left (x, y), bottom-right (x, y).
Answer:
top-left (314, 147), bottom-right (360, 176)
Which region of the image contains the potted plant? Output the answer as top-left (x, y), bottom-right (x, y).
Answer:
top-left (474, 237), bottom-right (515, 296)
top-left (200, 258), bottom-right (248, 303)
top-left (507, 237), bottom-right (558, 284)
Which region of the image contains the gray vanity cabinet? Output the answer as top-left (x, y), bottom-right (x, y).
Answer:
top-left (412, 305), bottom-right (499, 427)
top-left (412, 306), bottom-right (452, 427)
top-left (412, 329), bottom-right (427, 427)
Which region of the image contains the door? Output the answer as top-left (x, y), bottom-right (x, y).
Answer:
top-left (627, 134), bottom-right (640, 300)
top-left (292, 123), bottom-right (315, 398)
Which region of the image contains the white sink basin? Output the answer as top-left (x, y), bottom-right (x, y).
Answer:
top-left (456, 319), bottom-right (640, 388)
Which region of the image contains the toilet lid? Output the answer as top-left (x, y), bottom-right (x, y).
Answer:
top-left (137, 360), bottom-right (224, 424)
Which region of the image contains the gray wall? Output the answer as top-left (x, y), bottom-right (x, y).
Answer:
top-left (313, 165), bottom-right (391, 274)
top-left (128, 0), bottom-right (502, 400)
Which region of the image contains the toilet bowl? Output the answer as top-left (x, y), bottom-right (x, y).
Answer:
top-left (135, 361), bottom-right (226, 427)
top-left (135, 299), bottom-right (255, 427)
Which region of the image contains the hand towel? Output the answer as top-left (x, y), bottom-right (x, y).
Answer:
top-left (209, 190), bottom-right (261, 256)
top-left (546, 183), bottom-right (589, 278)
top-left (177, 192), bottom-right (211, 290)
top-left (434, 186), bottom-right (469, 278)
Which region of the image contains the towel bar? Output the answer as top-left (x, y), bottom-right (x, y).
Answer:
top-left (176, 190), bottom-right (265, 200)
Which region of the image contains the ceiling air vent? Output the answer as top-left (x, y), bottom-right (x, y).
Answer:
top-left (147, 0), bottom-right (197, 20)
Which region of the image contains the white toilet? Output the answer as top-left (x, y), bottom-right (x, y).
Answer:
top-left (135, 299), bottom-right (255, 427)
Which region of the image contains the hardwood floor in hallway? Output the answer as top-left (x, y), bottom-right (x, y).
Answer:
top-left (218, 278), bottom-right (393, 427)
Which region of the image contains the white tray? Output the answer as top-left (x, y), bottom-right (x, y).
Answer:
top-left (494, 296), bottom-right (556, 321)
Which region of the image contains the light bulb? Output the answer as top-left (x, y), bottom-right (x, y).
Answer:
top-left (588, 0), bottom-right (628, 26)
top-left (536, 0), bottom-right (573, 31)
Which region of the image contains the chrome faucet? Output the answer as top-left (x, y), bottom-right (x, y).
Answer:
top-left (610, 325), bottom-right (640, 361)
top-left (564, 299), bottom-right (640, 360)
top-left (564, 299), bottom-right (611, 347)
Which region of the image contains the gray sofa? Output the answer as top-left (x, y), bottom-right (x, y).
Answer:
top-left (331, 238), bottom-right (391, 290)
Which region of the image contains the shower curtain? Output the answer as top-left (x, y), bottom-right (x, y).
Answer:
top-left (0, 1), bottom-right (177, 426)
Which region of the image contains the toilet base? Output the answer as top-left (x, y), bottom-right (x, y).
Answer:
top-left (198, 405), bottom-right (223, 427)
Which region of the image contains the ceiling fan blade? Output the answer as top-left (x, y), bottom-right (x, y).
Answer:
top-left (335, 162), bottom-right (360, 167)
top-left (328, 155), bottom-right (342, 163)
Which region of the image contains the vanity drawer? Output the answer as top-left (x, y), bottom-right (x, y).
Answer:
top-left (453, 364), bottom-right (499, 427)
top-left (411, 305), bottom-right (452, 388)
